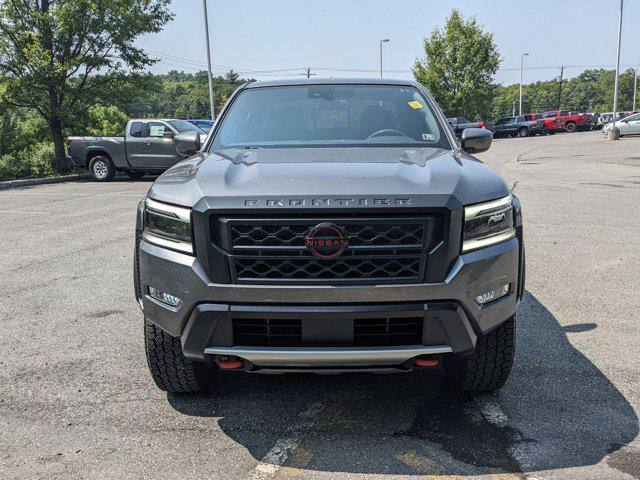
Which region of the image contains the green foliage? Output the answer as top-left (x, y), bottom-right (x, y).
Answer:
top-left (413, 9), bottom-right (500, 120)
top-left (0, 0), bottom-right (173, 170)
top-left (87, 105), bottom-right (129, 136)
top-left (0, 108), bottom-right (49, 157)
top-left (128, 70), bottom-right (250, 119)
top-left (0, 142), bottom-right (56, 181)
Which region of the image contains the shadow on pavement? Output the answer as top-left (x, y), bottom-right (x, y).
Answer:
top-left (168, 292), bottom-right (638, 476)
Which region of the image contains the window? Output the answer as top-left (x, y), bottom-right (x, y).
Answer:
top-left (560, 111), bottom-right (570, 116)
top-left (129, 122), bottom-right (143, 138)
top-left (148, 122), bottom-right (168, 137)
top-left (167, 120), bottom-right (203, 133)
top-left (542, 112), bottom-right (557, 118)
top-left (458, 117), bottom-right (469, 124)
top-left (517, 117), bottom-right (525, 122)
top-left (496, 117), bottom-right (514, 125)
top-left (211, 84), bottom-right (451, 150)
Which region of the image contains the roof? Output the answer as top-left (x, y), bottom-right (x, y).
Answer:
top-left (243, 77), bottom-right (418, 88)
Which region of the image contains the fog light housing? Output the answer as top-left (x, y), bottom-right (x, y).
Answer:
top-left (475, 284), bottom-right (510, 305)
top-left (148, 286), bottom-right (183, 308)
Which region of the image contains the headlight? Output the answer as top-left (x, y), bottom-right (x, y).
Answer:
top-left (142, 198), bottom-right (193, 254)
top-left (462, 194), bottom-right (515, 252)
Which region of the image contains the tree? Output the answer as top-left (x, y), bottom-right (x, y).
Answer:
top-left (0, 0), bottom-right (172, 172)
top-left (413, 9), bottom-right (500, 120)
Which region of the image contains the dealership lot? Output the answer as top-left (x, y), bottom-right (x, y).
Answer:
top-left (0, 132), bottom-right (638, 480)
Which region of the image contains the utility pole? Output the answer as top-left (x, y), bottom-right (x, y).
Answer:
top-left (512, 100), bottom-right (516, 116)
top-left (519, 52), bottom-right (529, 115)
top-left (379, 39), bottom-right (389, 78)
top-left (609, 0), bottom-right (624, 140)
top-left (557, 66), bottom-right (564, 110)
top-left (202, 0), bottom-right (215, 121)
top-left (633, 59), bottom-right (638, 112)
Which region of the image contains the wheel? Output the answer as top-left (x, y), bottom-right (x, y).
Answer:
top-left (125, 169), bottom-right (146, 180)
top-left (444, 315), bottom-right (516, 393)
top-left (549, 130), bottom-right (556, 135)
top-left (518, 128), bottom-right (529, 137)
top-left (565, 122), bottom-right (577, 133)
top-left (541, 127), bottom-right (549, 136)
top-left (144, 317), bottom-right (216, 393)
top-left (88, 155), bottom-right (116, 182)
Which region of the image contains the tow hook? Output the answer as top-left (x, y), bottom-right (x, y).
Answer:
top-left (218, 356), bottom-right (244, 370)
top-left (414, 355), bottom-right (440, 368)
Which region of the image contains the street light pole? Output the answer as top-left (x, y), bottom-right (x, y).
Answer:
top-left (609, 0), bottom-right (624, 140)
top-left (379, 39), bottom-right (389, 78)
top-left (202, 0), bottom-right (215, 121)
top-left (633, 59), bottom-right (639, 112)
top-left (519, 52), bottom-right (529, 115)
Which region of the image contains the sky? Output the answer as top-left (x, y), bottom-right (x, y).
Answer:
top-left (137, 0), bottom-right (640, 86)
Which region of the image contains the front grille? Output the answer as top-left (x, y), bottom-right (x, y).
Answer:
top-left (230, 223), bottom-right (425, 248)
top-left (233, 318), bottom-right (302, 346)
top-left (214, 215), bottom-right (440, 284)
top-left (354, 317), bottom-right (423, 346)
top-left (232, 316), bottom-right (424, 347)
top-left (234, 256), bottom-right (421, 280)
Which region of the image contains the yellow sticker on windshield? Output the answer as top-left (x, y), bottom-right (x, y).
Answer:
top-left (408, 100), bottom-right (423, 109)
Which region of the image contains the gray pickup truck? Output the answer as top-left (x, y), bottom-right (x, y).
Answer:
top-left (67, 119), bottom-right (207, 181)
top-left (136, 79), bottom-right (525, 395)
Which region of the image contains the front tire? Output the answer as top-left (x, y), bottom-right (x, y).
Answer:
top-left (444, 315), bottom-right (516, 393)
top-left (89, 155), bottom-right (116, 182)
top-left (144, 317), bottom-right (215, 393)
top-left (518, 128), bottom-right (529, 137)
top-left (565, 122), bottom-right (577, 133)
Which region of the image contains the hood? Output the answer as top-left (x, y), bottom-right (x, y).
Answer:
top-left (148, 147), bottom-right (510, 209)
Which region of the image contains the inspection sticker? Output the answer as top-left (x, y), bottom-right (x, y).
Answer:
top-left (422, 133), bottom-right (436, 141)
top-left (408, 100), bottom-right (423, 109)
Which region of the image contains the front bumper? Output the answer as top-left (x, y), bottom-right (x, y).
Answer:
top-left (137, 231), bottom-right (523, 367)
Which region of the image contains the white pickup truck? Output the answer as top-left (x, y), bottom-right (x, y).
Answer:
top-left (66, 119), bottom-right (207, 181)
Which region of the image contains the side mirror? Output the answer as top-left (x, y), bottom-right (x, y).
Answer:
top-left (163, 130), bottom-right (175, 138)
top-left (461, 127), bottom-right (492, 154)
top-left (173, 131), bottom-right (201, 156)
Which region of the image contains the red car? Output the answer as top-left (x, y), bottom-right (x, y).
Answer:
top-left (523, 113), bottom-right (556, 135)
top-left (541, 110), bottom-right (593, 133)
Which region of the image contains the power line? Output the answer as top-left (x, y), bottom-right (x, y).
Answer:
top-left (145, 50), bottom-right (639, 79)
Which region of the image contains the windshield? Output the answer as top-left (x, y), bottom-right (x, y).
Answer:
top-left (168, 120), bottom-right (204, 133)
top-left (210, 85), bottom-right (450, 150)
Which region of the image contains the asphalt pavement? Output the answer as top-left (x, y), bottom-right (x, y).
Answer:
top-left (0, 131), bottom-right (638, 479)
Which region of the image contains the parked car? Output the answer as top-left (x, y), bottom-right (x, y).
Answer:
top-left (135, 78), bottom-right (525, 395)
top-left (522, 113), bottom-right (550, 135)
top-left (541, 110), bottom-right (593, 133)
top-left (601, 112), bottom-right (640, 137)
top-left (67, 119), bottom-right (207, 181)
top-left (188, 119), bottom-right (214, 133)
top-left (493, 116), bottom-right (541, 137)
top-left (596, 111), bottom-right (638, 129)
top-left (447, 116), bottom-right (496, 137)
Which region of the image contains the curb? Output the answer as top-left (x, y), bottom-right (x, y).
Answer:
top-left (0, 173), bottom-right (90, 190)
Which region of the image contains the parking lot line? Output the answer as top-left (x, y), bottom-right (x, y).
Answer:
top-left (251, 402), bottom-right (324, 480)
